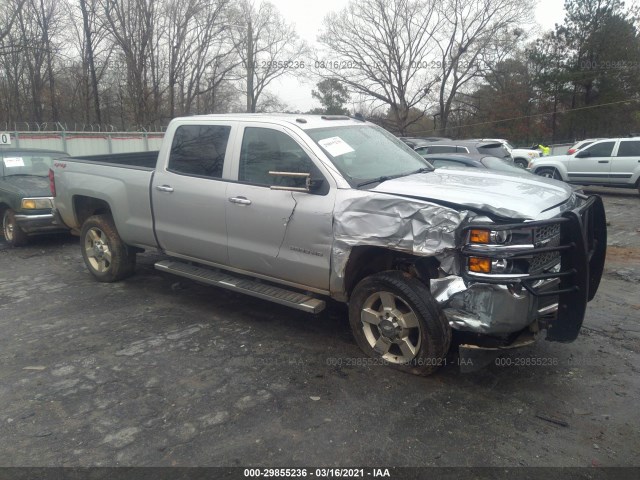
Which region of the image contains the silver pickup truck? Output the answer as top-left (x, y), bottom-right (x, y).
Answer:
top-left (51, 114), bottom-right (607, 375)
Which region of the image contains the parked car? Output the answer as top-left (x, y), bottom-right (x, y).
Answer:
top-left (421, 153), bottom-right (532, 174)
top-left (414, 140), bottom-right (514, 164)
top-left (398, 137), bottom-right (452, 148)
top-left (51, 114), bottom-right (606, 375)
top-left (529, 137), bottom-right (640, 194)
top-left (0, 147), bottom-right (69, 246)
top-left (474, 138), bottom-right (540, 168)
top-left (567, 138), bottom-right (605, 155)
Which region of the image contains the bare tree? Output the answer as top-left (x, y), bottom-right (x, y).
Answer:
top-left (232, 0), bottom-right (308, 113)
top-left (100, 0), bottom-right (161, 126)
top-left (0, 0), bottom-right (27, 44)
top-left (163, 0), bottom-right (238, 117)
top-left (433, 0), bottom-right (531, 135)
top-left (317, 0), bottom-right (441, 134)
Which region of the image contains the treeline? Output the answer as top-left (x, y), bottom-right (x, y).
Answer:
top-left (375, 0), bottom-right (640, 144)
top-left (1, 0), bottom-right (638, 143)
top-left (0, 0), bottom-right (306, 130)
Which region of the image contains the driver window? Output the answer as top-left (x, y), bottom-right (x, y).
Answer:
top-left (239, 127), bottom-right (315, 188)
top-left (583, 141), bottom-right (614, 157)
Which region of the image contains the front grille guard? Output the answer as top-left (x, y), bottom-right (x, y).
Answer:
top-left (460, 195), bottom-right (607, 342)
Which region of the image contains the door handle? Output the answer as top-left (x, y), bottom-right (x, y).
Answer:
top-left (598, 160), bottom-right (609, 164)
top-left (156, 185), bottom-right (174, 192)
top-left (228, 196), bottom-right (252, 205)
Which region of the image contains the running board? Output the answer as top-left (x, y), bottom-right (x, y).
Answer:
top-left (154, 260), bottom-right (326, 314)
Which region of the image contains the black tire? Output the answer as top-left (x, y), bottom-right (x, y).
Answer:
top-left (2, 209), bottom-right (29, 247)
top-left (514, 158), bottom-right (528, 168)
top-left (349, 270), bottom-right (451, 376)
top-left (536, 167), bottom-right (561, 180)
top-left (80, 214), bottom-right (136, 282)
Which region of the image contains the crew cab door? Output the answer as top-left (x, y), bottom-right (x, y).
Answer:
top-left (568, 140), bottom-right (615, 184)
top-left (151, 122), bottom-right (236, 264)
top-left (611, 139), bottom-right (640, 186)
top-left (226, 124), bottom-right (334, 291)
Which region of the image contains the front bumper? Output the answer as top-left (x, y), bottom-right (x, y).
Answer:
top-left (14, 211), bottom-right (67, 234)
top-left (438, 195), bottom-right (607, 343)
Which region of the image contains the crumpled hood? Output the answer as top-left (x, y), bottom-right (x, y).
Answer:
top-left (372, 168), bottom-right (574, 220)
top-left (1, 175), bottom-right (51, 197)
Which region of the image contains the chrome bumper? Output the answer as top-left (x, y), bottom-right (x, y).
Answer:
top-left (14, 212), bottom-right (67, 234)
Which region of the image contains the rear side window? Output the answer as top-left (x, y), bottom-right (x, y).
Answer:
top-left (168, 125), bottom-right (231, 178)
top-left (456, 146), bottom-right (469, 153)
top-left (583, 141), bottom-right (614, 157)
top-left (427, 145), bottom-right (457, 154)
top-left (617, 141), bottom-right (640, 157)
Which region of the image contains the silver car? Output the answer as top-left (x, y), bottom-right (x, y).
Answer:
top-left (530, 137), bottom-right (640, 194)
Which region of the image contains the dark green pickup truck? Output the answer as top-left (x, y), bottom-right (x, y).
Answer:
top-left (1, 147), bottom-right (70, 246)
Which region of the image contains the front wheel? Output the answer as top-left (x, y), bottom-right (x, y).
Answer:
top-left (348, 271), bottom-right (451, 376)
top-left (536, 167), bottom-right (561, 180)
top-left (2, 209), bottom-right (29, 247)
top-left (80, 214), bottom-right (136, 282)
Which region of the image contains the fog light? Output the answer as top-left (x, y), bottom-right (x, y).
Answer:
top-left (469, 229), bottom-right (490, 244)
top-left (469, 257), bottom-right (491, 273)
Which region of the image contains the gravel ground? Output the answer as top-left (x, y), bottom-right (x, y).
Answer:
top-left (0, 187), bottom-right (638, 469)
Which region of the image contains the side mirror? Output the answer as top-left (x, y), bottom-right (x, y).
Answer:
top-left (268, 171), bottom-right (325, 193)
top-left (575, 150), bottom-right (590, 158)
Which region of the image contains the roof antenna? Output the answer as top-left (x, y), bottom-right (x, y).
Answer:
top-left (351, 113), bottom-right (365, 122)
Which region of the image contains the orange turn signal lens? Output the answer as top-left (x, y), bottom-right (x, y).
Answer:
top-left (469, 229), bottom-right (490, 244)
top-left (469, 257), bottom-right (491, 273)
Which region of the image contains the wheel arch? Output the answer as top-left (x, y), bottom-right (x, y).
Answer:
top-left (73, 195), bottom-right (113, 228)
top-left (534, 163), bottom-right (567, 181)
top-left (342, 246), bottom-right (440, 299)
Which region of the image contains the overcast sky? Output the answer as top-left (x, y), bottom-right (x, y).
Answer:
top-left (263, 0), bottom-right (566, 111)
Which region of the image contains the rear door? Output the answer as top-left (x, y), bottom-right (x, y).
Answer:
top-left (567, 140), bottom-right (615, 184)
top-left (152, 121), bottom-right (236, 264)
top-left (611, 140), bottom-right (640, 186)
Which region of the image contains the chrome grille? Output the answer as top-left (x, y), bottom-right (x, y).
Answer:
top-left (534, 223), bottom-right (561, 244)
top-left (530, 224), bottom-right (561, 273)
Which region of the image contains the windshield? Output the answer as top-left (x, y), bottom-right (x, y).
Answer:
top-left (306, 125), bottom-right (431, 186)
top-left (1, 153), bottom-right (66, 177)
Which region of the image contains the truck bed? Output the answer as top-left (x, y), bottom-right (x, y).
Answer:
top-left (70, 151), bottom-right (159, 169)
top-left (53, 152), bottom-right (158, 248)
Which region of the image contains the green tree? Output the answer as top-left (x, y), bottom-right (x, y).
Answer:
top-left (557, 0), bottom-right (640, 137)
top-left (310, 79), bottom-right (349, 115)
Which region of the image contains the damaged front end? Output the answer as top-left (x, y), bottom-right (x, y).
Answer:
top-left (332, 190), bottom-right (607, 372)
top-left (432, 194), bottom-right (607, 370)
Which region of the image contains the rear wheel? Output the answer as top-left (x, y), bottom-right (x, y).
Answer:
top-left (2, 209), bottom-right (28, 247)
top-left (349, 271), bottom-right (451, 376)
top-left (80, 214), bottom-right (136, 282)
top-left (537, 167), bottom-right (561, 180)
top-left (514, 158), bottom-right (528, 168)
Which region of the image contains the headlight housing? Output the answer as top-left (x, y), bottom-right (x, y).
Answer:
top-left (21, 197), bottom-right (53, 209)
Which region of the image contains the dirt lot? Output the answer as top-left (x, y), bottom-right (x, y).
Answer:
top-left (0, 187), bottom-right (639, 469)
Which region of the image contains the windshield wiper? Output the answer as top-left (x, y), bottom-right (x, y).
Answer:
top-left (356, 175), bottom-right (395, 188)
top-left (356, 167), bottom-right (433, 188)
